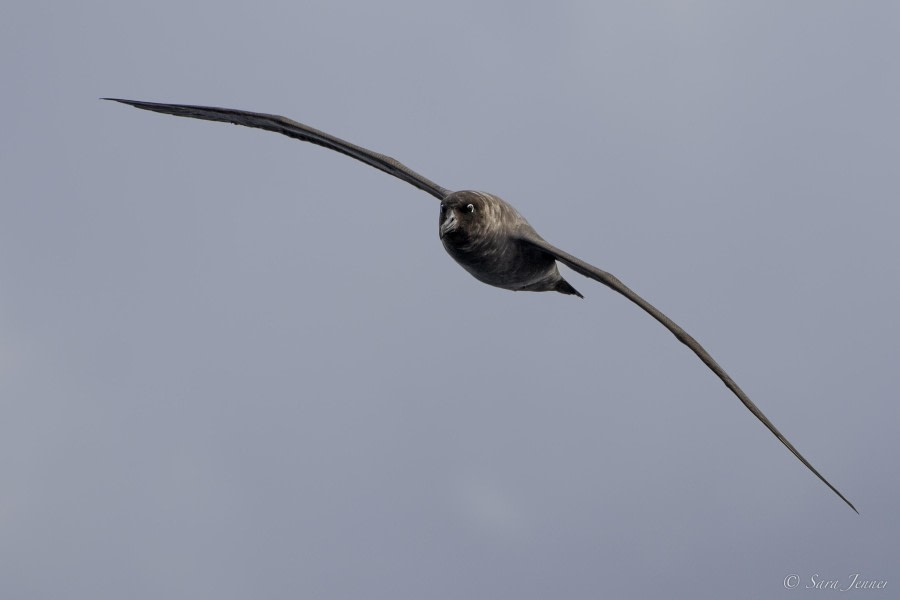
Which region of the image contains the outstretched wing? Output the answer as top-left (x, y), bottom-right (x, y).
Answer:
top-left (104, 98), bottom-right (451, 200)
top-left (521, 233), bottom-right (857, 513)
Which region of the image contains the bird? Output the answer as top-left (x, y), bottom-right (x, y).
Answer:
top-left (104, 98), bottom-right (857, 513)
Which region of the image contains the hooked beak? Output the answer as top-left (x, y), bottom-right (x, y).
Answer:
top-left (439, 211), bottom-right (458, 239)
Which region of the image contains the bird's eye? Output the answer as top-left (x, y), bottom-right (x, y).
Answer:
top-left (466, 203), bottom-right (475, 213)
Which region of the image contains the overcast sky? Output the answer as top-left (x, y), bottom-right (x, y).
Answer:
top-left (2, 1), bottom-right (898, 598)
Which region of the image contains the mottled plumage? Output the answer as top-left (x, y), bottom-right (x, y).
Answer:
top-left (105, 98), bottom-right (857, 513)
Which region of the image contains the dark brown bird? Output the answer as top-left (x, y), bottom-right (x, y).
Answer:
top-left (105, 98), bottom-right (857, 513)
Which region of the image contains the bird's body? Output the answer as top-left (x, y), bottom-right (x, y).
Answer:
top-left (439, 191), bottom-right (582, 296)
top-left (105, 97), bottom-right (857, 513)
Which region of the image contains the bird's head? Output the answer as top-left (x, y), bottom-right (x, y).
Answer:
top-left (438, 191), bottom-right (505, 242)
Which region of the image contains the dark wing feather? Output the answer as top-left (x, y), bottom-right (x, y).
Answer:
top-left (521, 234), bottom-right (857, 513)
top-left (104, 98), bottom-right (451, 200)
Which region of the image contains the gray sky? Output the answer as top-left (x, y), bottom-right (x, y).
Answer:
top-left (2, 1), bottom-right (898, 598)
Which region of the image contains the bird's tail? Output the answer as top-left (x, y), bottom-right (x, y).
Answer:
top-left (555, 279), bottom-right (584, 298)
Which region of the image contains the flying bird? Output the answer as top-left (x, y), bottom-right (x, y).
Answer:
top-left (105, 98), bottom-right (857, 513)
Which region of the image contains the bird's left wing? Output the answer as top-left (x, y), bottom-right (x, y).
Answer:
top-left (519, 232), bottom-right (858, 513)
top-left (104, 99), bottom-right (451, 200)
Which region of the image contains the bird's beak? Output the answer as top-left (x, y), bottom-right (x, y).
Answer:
top-left (439, 211), bottom-right (458, 239)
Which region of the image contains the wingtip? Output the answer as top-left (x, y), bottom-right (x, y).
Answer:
top-left (821, 474), bottom-right (858, 514)
top-left (829, 484), bottom-right (858, 514)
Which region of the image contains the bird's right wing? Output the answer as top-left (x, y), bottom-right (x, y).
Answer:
top-left (520, 232), bottom-right (858, 513)
top-left (104, 98), bottom-right (451, 200)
